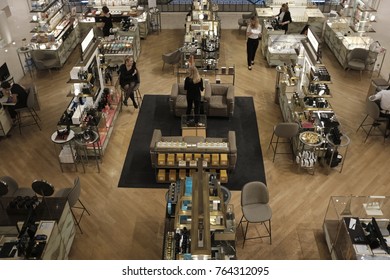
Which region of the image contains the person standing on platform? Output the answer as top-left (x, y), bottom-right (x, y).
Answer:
top-left (118, 56), bottom-right (140, 108)
top-left (0, 81), bottom-right (28, 122)
top-left (101, 6), bottom-right (113, 37)
top-left (184, 66), bottom-right (204, 124)
top-left (277, 3), bottom-right (292, 34)
top-left (246, 15), bottom-right (262, 70)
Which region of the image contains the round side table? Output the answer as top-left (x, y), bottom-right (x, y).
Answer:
top-left (325, 133), bottom-right (350, 174)
top-left (297, 131), bottom-right (323, 175)
top-left (51, 130), bottom-right (82, 172)
top-left (74, 130), bottom-right (102, 173)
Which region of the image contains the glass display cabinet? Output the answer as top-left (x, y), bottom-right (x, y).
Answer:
top-left (323, 195), bottom-right (390, 260)
top-left (28, 0), bottom-right (79, 69)
top-left (340, 0), bottom-right (380, 33)
top-left (266, 34), bottom-right (306, 66)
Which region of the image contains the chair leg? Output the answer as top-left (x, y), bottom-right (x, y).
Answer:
top-left (162, 62), bottom-right (165, 71)
top-left (356, 115), bottom-right (369, 132)
top-left (273, 136), bottom-right (280, 162)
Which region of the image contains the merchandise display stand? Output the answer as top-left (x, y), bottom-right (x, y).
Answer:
top-left (324, 133), bottom-right (350, 174)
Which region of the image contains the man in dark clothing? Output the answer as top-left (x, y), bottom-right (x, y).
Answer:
top-left (1, 81), bottom-right (29, 120)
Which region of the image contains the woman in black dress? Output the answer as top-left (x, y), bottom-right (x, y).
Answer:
top-left (101, 6), bottom-right (113, 37)
top-left (118, 56), bottom-right (140, 108)
top-left (184, 66), bottom-right (204, 123)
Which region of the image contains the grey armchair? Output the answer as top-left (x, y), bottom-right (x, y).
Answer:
top-left (162, 49), bottom-right (182, 73)
top-left (346, 48), bottom-right (369, 80)
top-left (169, 83), bottom-right (187, 116)
top-left (204, 83), bottom-right (235, 117)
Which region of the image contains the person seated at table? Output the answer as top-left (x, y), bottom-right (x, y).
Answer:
top-left (0, 81), bottom-right (28, 122)
top-left (117, 56), bottom-right (140, 108)
top-left (369, 86), bottom-right (390, 135)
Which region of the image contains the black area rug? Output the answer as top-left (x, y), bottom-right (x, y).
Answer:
top-left (118, 94), bottom-right (266, 190)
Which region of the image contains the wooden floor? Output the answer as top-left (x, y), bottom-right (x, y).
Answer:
top-left (1, 29), bottom-right (390, 260)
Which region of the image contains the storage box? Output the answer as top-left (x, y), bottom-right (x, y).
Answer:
top-left (189, 160), bottom-right (197, 167)
top-left (176, 153), bottom-right (184, 161)
top-left (158, 154), bottom-right (166, 166)
top-left (169, 170), bottom-right (176, 182)
top-left (203, 154), bottom-right (210, 163)
top-left (185, 153), bottom-right (192, 162)
top-left (178, 160), bottom-right (186, 167)
top-left (211, 154), bottom-right (220, 166)
top-left (220, 154), bottom-right (228, 166)
top-left (220, 170), bottom-right (228, 183)
top-left (167, 154), bottom-right (175, 166)
top-left (194, 153), bottom-right (202, 161)
top-left (179, 169), bottom-right (186, 180)
top-left (157, 169), bottom-right (166, 182)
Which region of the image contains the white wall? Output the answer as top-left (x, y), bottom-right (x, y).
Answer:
top-left (371, 2), bottom-right (390, 80)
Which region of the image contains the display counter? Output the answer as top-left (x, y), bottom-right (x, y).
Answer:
top-left (57, 40), bottom-right (121, 155)
top-left (269, 5), bottom-right (325, 36)
top-left (323, 19), bottom-right (377, 70)
top-left (0, 197), bottom-right (75, 260)
top-left (80, 5), bottom-right (149, 38)
top-left (99, 25), bottom-right (141, 64)
top-left (28, 0), bottom-right (80, 70)
top-left (162, 169), bottom-right (236, 260)
top-left (276, 34), bottom-right (348, 174)
top-left (323, 195), bottom-right (390, 260)
top-left (266, 33), bottom-right (306, 66)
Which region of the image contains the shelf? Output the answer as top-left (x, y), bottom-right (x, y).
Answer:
top-left (30, 0), bottom-right (60, 13)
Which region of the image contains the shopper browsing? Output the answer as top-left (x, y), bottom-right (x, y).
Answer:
top-left (276, 3), bottom-right (292, 34)
top-left (184, 66), bottom-right (204, 124)
top-left (117, 56), bottom-right (140, 108)
top-left (246, 15), bottom-right (262, 70)
top-left (0, 81), bottom-right (28, 121)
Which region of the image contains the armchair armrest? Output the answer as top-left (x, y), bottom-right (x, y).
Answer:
top-left (169, 84), bottom-right (179, 113)
top-left (204, 82), bottom-right (212, 102)
top-left (228, 131), bottom-right (237, 169)
top-left (150, 129), bottom-right (162, 167)
top-left (226, 85), bottom-right (235, 117)
top-left (150, 129), bottom-right (162, 151)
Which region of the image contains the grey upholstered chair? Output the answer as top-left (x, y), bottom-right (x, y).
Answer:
top-left (15, 84), bottom-right (41, 134)
top-left (238, 12), bottom-right (253, 34)
top-left (238, 181), bottom-right (272, 247)
top-left (162, 49), bottom-right (182, 73)
top-left (346, 48), bottom-right (369, 80)
top-left (268, 122), bottom-right (299, 162)
top-left (169, 83), bottom-right (188, 116)
top-left (356, 100), bottom-right (389, 143)
top-left (54, 176), bottom-right (90, 234)
top-left (0, 176), bottom-right (36, 197)
top-left (204, 83), bottom-right (235, 117)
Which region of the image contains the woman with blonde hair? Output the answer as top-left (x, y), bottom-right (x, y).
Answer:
top-left (184, 66), bottom-right (204, 123)
top-left (246, 15), bottom-right (261, 70)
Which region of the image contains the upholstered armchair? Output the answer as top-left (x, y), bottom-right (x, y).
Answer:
top-left (204, 83), bottom-right (235, 117)
top-left (169, 83), bottom-right (187, 116)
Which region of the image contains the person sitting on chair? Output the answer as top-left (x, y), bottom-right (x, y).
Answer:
top-left (1, 81), bottom-right (28, 122)
top-left (369, 86), bottom-right (390, 134)
top-left (117, 56), bottom-right (140, 108)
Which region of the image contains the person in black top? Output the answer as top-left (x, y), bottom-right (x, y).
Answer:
top-left (1, 81), bottom-right (29, 120)
top-left (118, 56), bottom-right (140, 108)
top-left (101, 6), bottom-right (113, 37)
top-left (184, 66), bottom-right (204, 123)
top-left (276, 3), bottom-right (292, 34)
